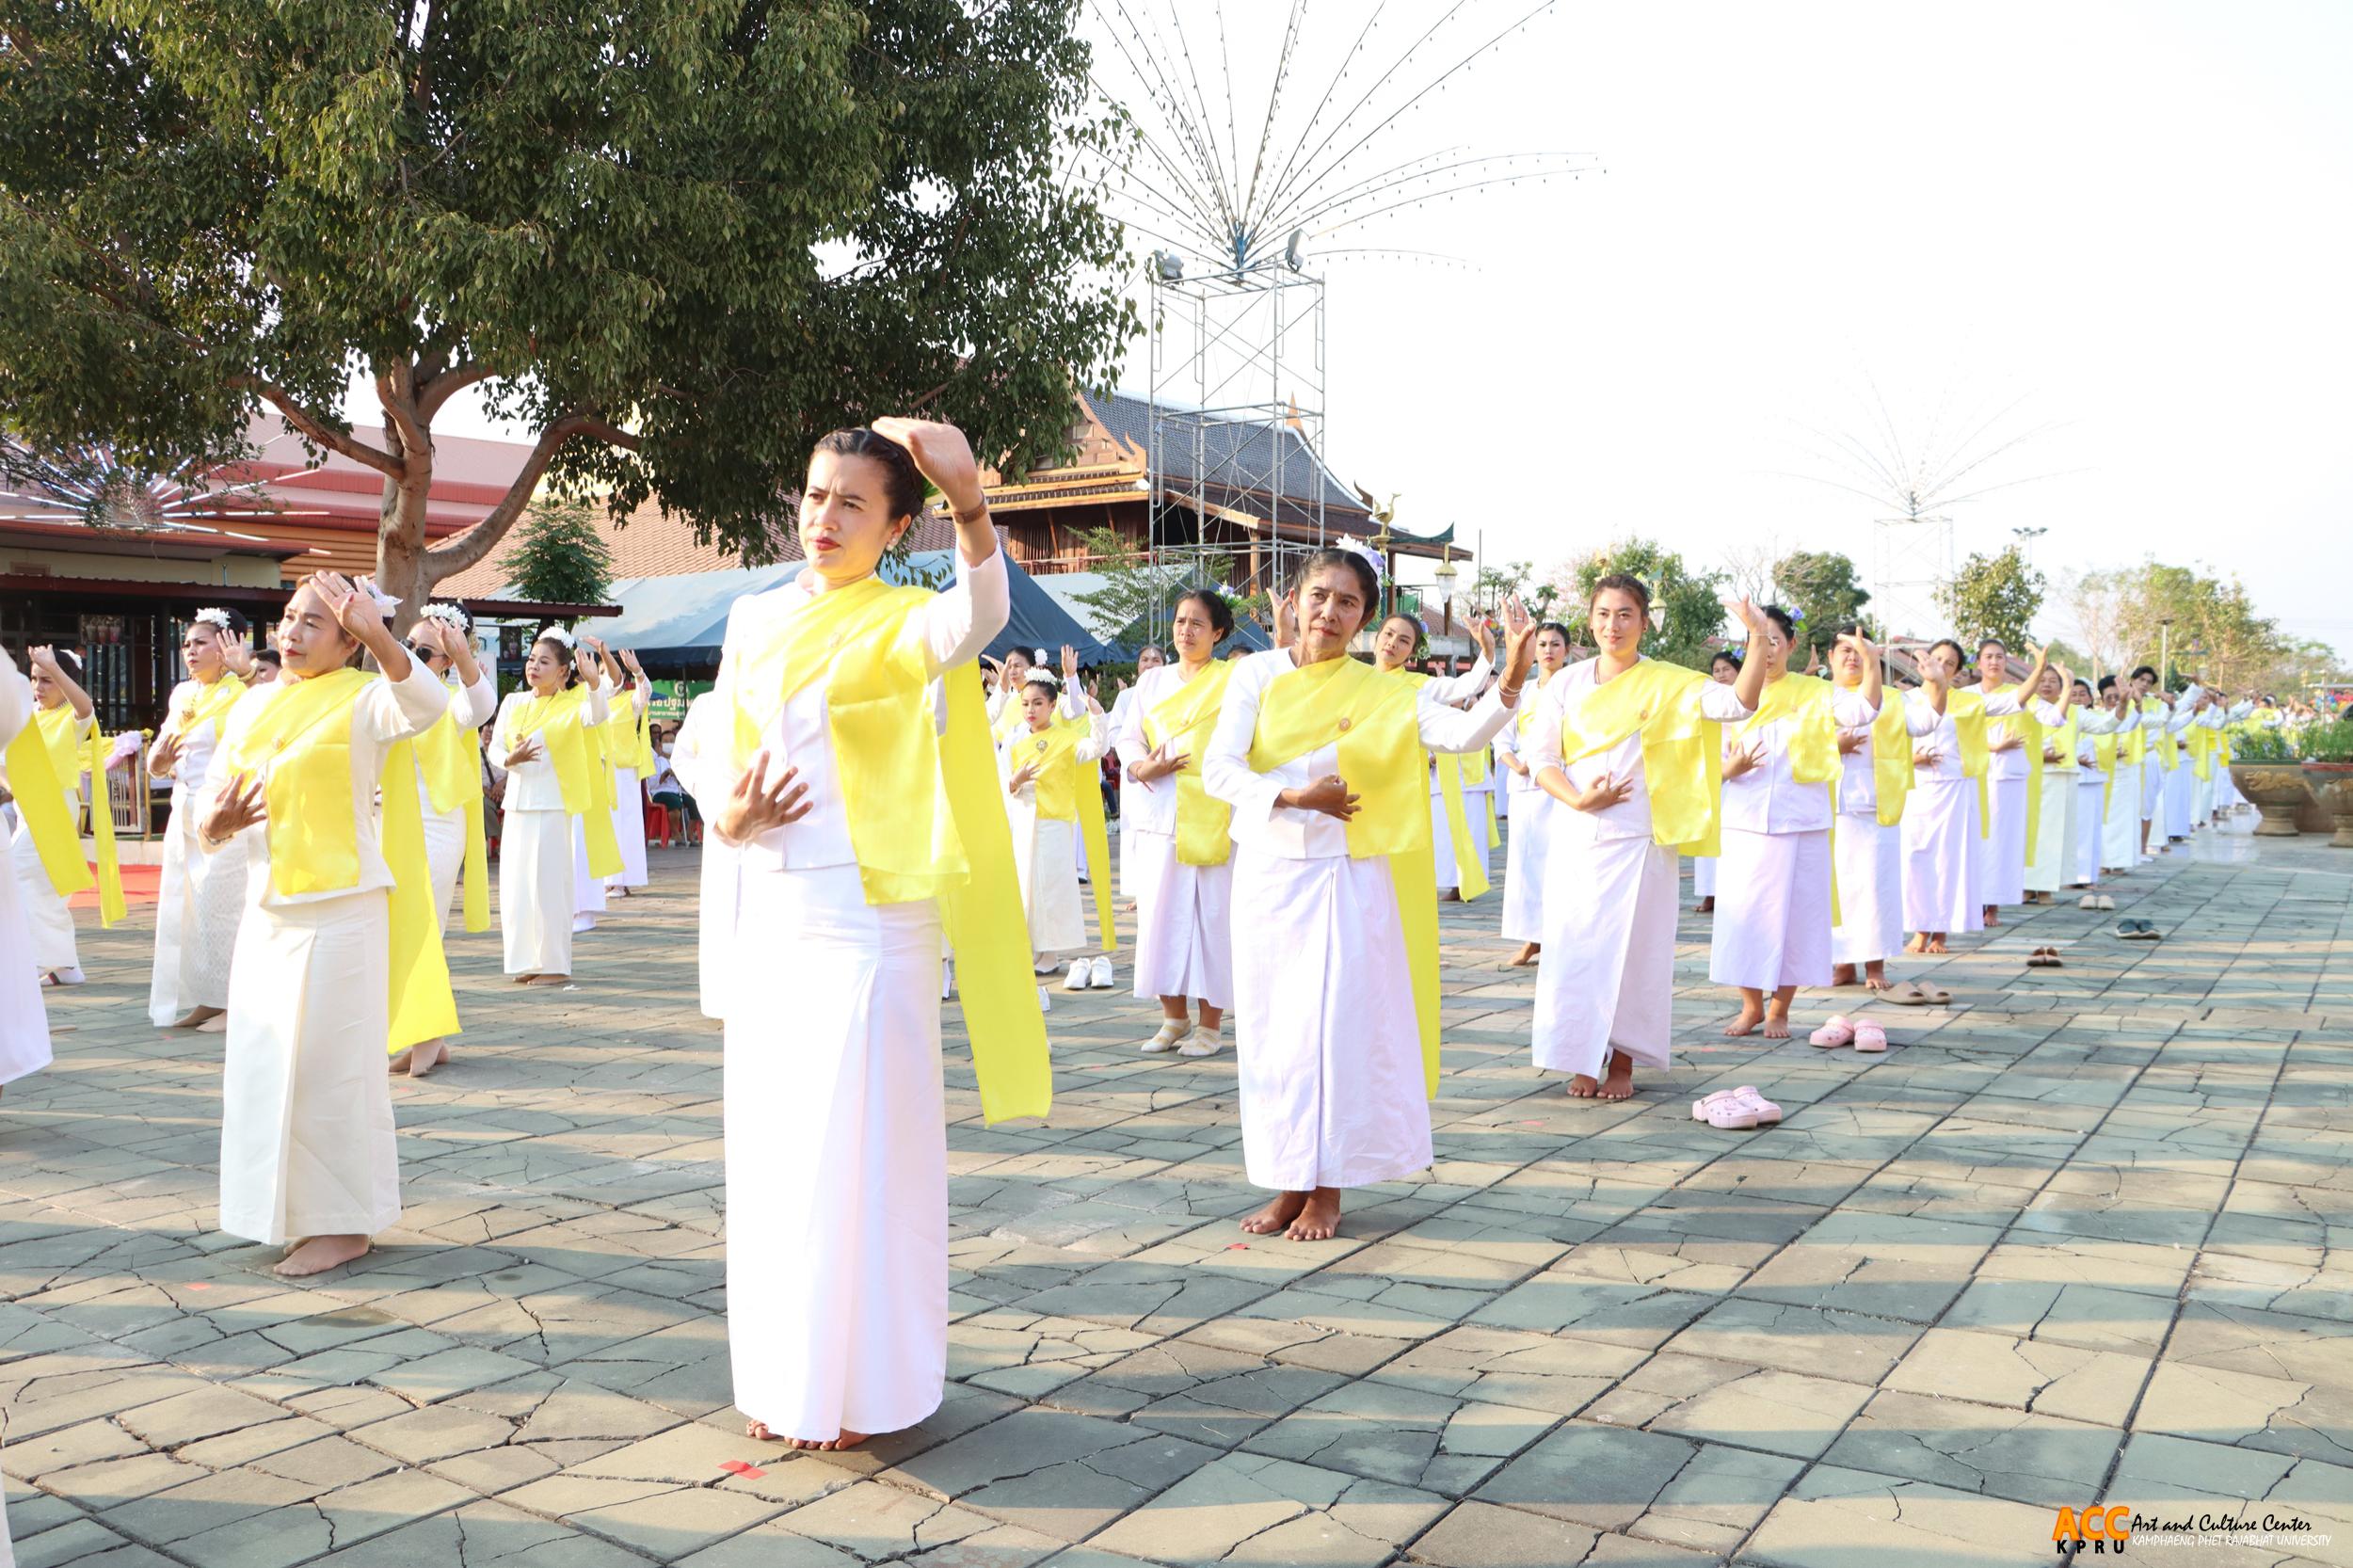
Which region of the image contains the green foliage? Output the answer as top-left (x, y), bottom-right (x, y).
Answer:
top-left (2297, 718), bottom-right (2353, 764)
top-left (2073, 561), bottom-right (2313, 696)
top-left (1565, 538), bottom-right (1727, 670)
top-left (1067, 526), bottom-right (1263, 645)
top-left (504, 496), bottom-right (614, 610)
top-left (0, 0), bottom-right (1135, 598)
top-left (1470, 560), bottom-right (1532, 617)
top-left (2226, 726), bottom-right (2296, 763)
top-left (1774, 549), bottom-right (1871, 638)
top-left (1935, 547), bottom-right (2046, 652)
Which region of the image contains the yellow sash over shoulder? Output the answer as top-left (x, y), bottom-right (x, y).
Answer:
top-left (2145, 697), bottom-right (2178, 771)
top-left (175, 673), bottom-right (246, 743)
top-left (1944, 688), bottom-right (1993, 839)
top-left (31, 706), bottom-right (126, 925)
top-left (1556, 658), bottom-right (1725, 856)
top-left (717, 571), bottom-right (1049, 1125)
top-left (1740, 672), bottom-right (1845, 925)
top-left (1863, 694), bottom-right (1916, 828)
top-left (1144, 662), bottom-right (1236, 867)
top-left (216, 668), bottom-right (458, 1053)
top-left (2091, 729), bottom-right (2121, 815)
top-left (415, 687), bottom-right (490, 933)
top-left (1014, 717), bottom-right (1114, 952)
top-left (1400, 671), bottom-right (1491, 901)
top-left (5, 712), bottom-right (95, 904)
top-left (1249, 654), bottom-right (1445, 1095)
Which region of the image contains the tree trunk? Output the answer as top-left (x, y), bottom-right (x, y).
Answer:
top-left (373, 440), bottom-right (438, 636)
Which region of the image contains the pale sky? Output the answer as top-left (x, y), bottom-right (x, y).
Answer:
top-left (409, 0), bottom-right (2353, 659)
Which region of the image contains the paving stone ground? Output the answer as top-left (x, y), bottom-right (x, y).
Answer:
top-left (3, 815), bottom-right (2349, 1567)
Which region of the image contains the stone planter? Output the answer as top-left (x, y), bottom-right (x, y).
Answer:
top-left (2301, 762), bottom-right (2353, 848)
top-left (2230, 764), bottom-right (2313, 837)
top-left (2301, 794), bottom-right (2335, 835)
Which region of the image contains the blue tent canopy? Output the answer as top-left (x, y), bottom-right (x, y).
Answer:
top-left (600, 551), bottom-right (1111, 670)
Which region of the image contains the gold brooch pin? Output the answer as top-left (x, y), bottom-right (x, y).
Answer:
top-left (1337, 717), bottom-right (1353, 732)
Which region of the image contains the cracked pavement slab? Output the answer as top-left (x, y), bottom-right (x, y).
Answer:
top-left (3, 826), bottom-right (2346, 1567)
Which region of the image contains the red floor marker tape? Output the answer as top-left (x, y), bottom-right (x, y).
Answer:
top-left (719, 1460), bottom-right (766, 1479)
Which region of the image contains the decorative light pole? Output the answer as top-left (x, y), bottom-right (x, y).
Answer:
top-left (2010, 525), bottom-right (2048, 568)
top-left (1432, 556), bottom-right (1460, 639)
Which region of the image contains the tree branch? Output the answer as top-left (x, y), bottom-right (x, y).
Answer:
top-left (376, 361), bottom-right (429, 462)
top-left (421, 412), bottom-right (623, 578)
top-left (416, 360), bottom-right (492, 421)
top-left (229, 375), bottom-right (404, 478)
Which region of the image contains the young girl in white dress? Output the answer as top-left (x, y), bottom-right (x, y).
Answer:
top-left (1204, 549), bottom-right (1535, 1242)
top-left (1002, 648), bottom-right (1112, 988)
top-left (1830, 629), bottom-right (1937, 989)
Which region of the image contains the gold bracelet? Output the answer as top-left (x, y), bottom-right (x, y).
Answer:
top-left (953, 501), bottom-right (990, 527)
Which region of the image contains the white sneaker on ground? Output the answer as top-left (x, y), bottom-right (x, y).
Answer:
top-left (1063, 958), bottom-right (1090, 992)
top-left (41, 968), bottom-right (86, 987)
top-left (1177, 1026), bottom-right (1225, 1058)
top-left (1142, 1020), bottom-right (1187, 1053)
top-left (940, 957), bottom-right (955, 1000)
top-left (1089, 955), bottom-right (1114, 989)
top-left (572, 914), bottom-right (596, 933)
top-left (1038, 984), bottom-right (1052, 1014)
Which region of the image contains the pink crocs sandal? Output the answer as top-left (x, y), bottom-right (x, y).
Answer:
top-left (1705, 1086), bottom-right (1784, 1130)
top-left (1809, 1016), bottom-right (1856, 1048)
top-left (1690, 1086), bottom-right (1757, 1121)
top-left (1853, 1018), bottom-right (1888, 1053)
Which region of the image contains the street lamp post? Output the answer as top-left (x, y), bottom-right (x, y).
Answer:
top-left (2011, 526), bottom-right (2048, 569)
top-left (2159, 617), bottom-right (2174, 690)
top-left (1432, 555), bottom-right (1459, 638)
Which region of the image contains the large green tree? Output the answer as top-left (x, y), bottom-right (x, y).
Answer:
top-left (1773, 549), bottom-right (1871, 638)
top-left (1935, 546), bottom-right (2045, 652)
top-left (1559, 538), bottom-right (1726, 670)
top-left (2093, 561), bottom-right (2297, 693)
top-left (0, 0), bottom-right (1132, 623)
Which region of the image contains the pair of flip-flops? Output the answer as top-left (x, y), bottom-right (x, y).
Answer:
top-left (2078, 893), bottom-right (2117, 910)
top-left (1691, 1085), bottom-right (1783, 1129)
top-left (1883, 983), bottom-right (1951, 1007)
top-left (2117, 920), bottom-right (2161, 941)
top-left (1808, 1016), bottom-right (1887, 1052)
top-left (2026, 947), bottom-right (2065, 967)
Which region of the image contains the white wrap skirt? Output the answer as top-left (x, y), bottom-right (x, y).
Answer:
top-left (724, 863), bottom-right (946, 1443)
top-left (1499, 787), bottom-right (1555, 945)
top-left (1708, 826), bottom-right (1833, 991)
top-left (1129, 828), bottom-right (1233, 1009)
top-left (1231, 847), bottom-right (1432, 1192)
top-left (608, 766), bottom-right (649, 889)
top-left (503, 808), bottom-right (576, 976)
top-left (10, 798), bottom-right (79, 972)
top-left (217, 888), bottom-right (400, 1245)
top-left (149, 792), bottom-right (246, 1025)
top-left (1901, 778), bottom-right (1983, 936)
top-left (2025, 772), bottom-right (2075, 895)
top-left (1535, 825), bottom-right (1680, 1077)
top-left (1972, 773), bottom-right (2028, 908)
top-left (1832, 812), bottom-right (1905, 967)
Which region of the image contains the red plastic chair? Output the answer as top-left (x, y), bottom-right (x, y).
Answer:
top-left (645, 802), bottom-right (672, 847)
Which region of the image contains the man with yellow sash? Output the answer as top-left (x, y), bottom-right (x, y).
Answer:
top-left (675, 419), bottom-right (1046, 1453)
top-left (386, 605), bottom-right (496, 1078)
top-left (1968, 638), bottom-right (2035, 927)
top-left (1832, 626), bottom-right (1935, 989)
top-left (1710, 609), bottom-right (1882, 1038)
top-left (146, 606), bottom-right (249, 1031)
top-left (1494, 622), bottom-right (1577, 967)
top-left (1001, 649), bottom-right (1114, 990)
top-left (197, 570), bottom-right (453, 1279)
top-left (1901, 638), bottom-right (2047, 954)
top-left (0, 647), bottom-right (57, 1087)
top-left (488, 628), bottom-right (614, 983)
top-left (9, 647), bottom-right (125, 988)
top-left (1204, 547), bottom-right (1535, 1243)
top-left (1113, 589), bottom-right (1238, 1055)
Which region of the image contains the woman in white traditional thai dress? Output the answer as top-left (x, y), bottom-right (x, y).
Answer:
top-left (1831, 632), bottom-right (1936, 989)
top-left (1116, 591), bottom-right (1237, 1055)
top-left (2161, 685), bottom-right (2202, 841)
top-left (199, 570), bottom-right (452, 1277)
top-left (1901, 638), bottom-right (2045, 954)
top-left (1002, 648), bottom-right (1112, 988)
top-left (147, 608), bottom-right (249, 1030)
top-left (0, 646), bottom-right (56, 1092)
top-left (2097, 678), bottom-right (2145, 872)
top-left (1968, 638), bottom-right (2032, 928)
top-left (10, 647), bottom-right (104, 987)
top-left (2070, 680), bottom-right (2111, 888)
top-left (1689, 649), bottom-right (1742, 914)
top-left (1530, 579), bottom-right (1771, 1100)
top-left (1708, 609), bottom-right (1881, 1037)
top-left (680, 419), bottom-right (1046, 1452)
top-left (604, 648), bottom-right (654, 897)
top-left (386, 607), bottom-right (497, 1077)
top-left (2023, 664), bottom-right (2078, 904)
top-left (1110, 642), bottom-right (1164, 911)
top-left (1495, 622), bottom-right (1575, 967)
top-left (490, 630), bottom-right (610, 983)
top-left (1205, 550), bottom-right (1533, 1242)
top-left (2131, 665), bottom-right (2166, 859)
top-left (1369, 616), bottom-right (1494, 901)
top-left (567, 637), bottom-right (627, 933)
